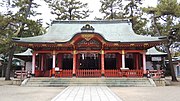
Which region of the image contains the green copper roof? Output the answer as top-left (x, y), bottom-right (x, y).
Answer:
top-left (14, 48), bottom-right (32, 56)
top-left (146, 47), bottom-right (167, 55)
top-left (13, 20), bottom-right (165, 43)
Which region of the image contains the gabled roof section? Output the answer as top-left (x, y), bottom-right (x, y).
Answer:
top-left (13, 20), bottom-right (166, 44)
top-left (146, 47), bottom-right (167, 55)
top-left (14, 48), bottom-right (32, 56)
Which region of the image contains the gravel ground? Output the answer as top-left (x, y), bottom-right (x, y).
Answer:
top-left (0, 85), bottom-right (65, 101)
top-left (110, 86), bottom-right (180, 101)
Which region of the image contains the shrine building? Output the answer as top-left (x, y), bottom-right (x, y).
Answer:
top-left (13, 20), bottom-right (166, 77)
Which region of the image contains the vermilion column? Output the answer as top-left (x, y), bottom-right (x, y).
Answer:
top-left (142, 52), bottom-right (146, 74)
top-left (58, 54), bottom-right (62, 69)
top-left (73, 50), bottom-right (77, 76)
top-left (136, 54), bottom-right (139, 70)
top-left (76, 54), bottom-right (80, 70)
top-left (32, 52), bottom-right (36, 77)
top-left (52, 51), bottom-right (56, 77)
top-left (117, 53), bottom-right (122, 69)
top-left (41, 54), bottom-right (44, 71)
top-left (101, 50), bottom-right (105, 75)
top-left (121, 50), bottom-right (125, 68)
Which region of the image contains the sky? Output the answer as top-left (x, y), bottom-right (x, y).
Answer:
top-left (34, 0), bottom-right (160, 26)
top-left (1, 0), bottom-right (179, 27)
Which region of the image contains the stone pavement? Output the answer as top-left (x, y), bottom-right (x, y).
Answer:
top-left (51, 86), bottom-right (122, 101)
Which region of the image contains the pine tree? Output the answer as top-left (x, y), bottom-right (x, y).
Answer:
top-left (44, 0), bottom-right (91, 20)
top-left (143, 0), bottom-right (180, 81)
top-left (123, 0), bottom-right (147, 35)
top-left (99, 0), bottom-right (123, 19)
top-left (0, 0), bottom-right (43, 80)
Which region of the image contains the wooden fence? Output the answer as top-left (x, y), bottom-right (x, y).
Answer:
top-left (76, 69), bottom-right (101, 77)
top-left (104, 70), bottom-right (143, 77)
top-left (104, 70), bottom-right (122, 77)
top-left (35, 70), bottom-right (51, 77)
top-left (62, 70), bottom-right (73, 77)
top-left (35, 69), bottom-right (144, 77)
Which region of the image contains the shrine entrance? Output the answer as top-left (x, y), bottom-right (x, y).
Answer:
top-left (78, 53), bottom-right (100, 70)
top-left (76, 53), bottom-right (101, 77)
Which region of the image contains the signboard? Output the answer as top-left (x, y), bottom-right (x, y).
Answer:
top-left (151, 57), bottom-right (162, 61)
top-left (55, 67), bottom-right (60, 71)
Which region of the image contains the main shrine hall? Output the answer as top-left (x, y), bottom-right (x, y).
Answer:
top-left (13, 20), bottom-right (166, 77)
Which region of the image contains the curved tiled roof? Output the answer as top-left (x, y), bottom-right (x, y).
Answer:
top-left (13, 20), bottom-right (165, 43)
top-left (146, 47), bottom-right (167, 55)
top-left (14, 48), bottom-right (32, 56)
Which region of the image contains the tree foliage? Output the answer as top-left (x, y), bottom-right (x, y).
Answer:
top-left (99, 0), bottom-right (147, 35)
top-left (44, 0), bottom-right (91, 20)
top-left (143, 0), bottom-right (180, 81)
top-left (0, 0), bottom-right (44, 80)
top-left (123, 0), bottom-right (148, 35)
top-left (99, 0), bottom-right (123, 19)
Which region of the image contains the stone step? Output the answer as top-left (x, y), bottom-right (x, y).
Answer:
top-left (26, 84), bottom-right (152, 87)
top-left (25, 78), bottom-right (154, 87)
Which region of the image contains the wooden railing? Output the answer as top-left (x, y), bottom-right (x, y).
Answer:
top-left (35, 70), bottom-right (51, 77)
top-left (104, 70), bottom-right (122, 77)
top-left (76, 69), bottom-right (101, 77)
top-left (35, 70), bottom-right (42, 77)
top-left (104, 70), bottom-right (143, 77)
top-left (62, 70), bottom-right (73, 77)
top-left (36, 69), bottom-right (144, 77)
top-left (44, 71), bottom-right (50, 77)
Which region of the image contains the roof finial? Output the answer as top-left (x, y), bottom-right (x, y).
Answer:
top-left (81, 24), bottom-right (94, 32)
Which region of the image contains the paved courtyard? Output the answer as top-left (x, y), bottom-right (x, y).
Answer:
top-left (0, 85), bottom-right (180, 101)
top-left (51, 86), bottom-right (122, 101)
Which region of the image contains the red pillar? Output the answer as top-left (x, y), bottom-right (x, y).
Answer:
top-left (73, 50), bottom-right (77, 76)
top-left (136, 54), bottom-right (139, 70)
top-left (58, 54), bottom-right (62, 69)
top-left (76, 54), bottom-right (80, 70)
top-left (41, 54), bottom-right (44, 71)
top-left (116, 53), bottom-right (122, 70)
top-left (101, 50), bottom-right (105, 75)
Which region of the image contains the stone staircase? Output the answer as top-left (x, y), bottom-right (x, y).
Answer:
top-left (23, 77), bottom-right (155, 87)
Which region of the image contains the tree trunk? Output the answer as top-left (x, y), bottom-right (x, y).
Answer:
top-left (5, 0), bottom-right (33, 80)
top-left (165, 46), bottom-right (178, 81)
top-left (5, 45), bottom-right (16, 80)
top-left (152, 14), bottom-right (178, 81)
top-left (152, 16), bottom-right (161, 36)
top-left (110, 3), bottom-right (113, 19)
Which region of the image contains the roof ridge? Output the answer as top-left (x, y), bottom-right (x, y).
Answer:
top-left (51, 19), bottom-right (130, 24)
